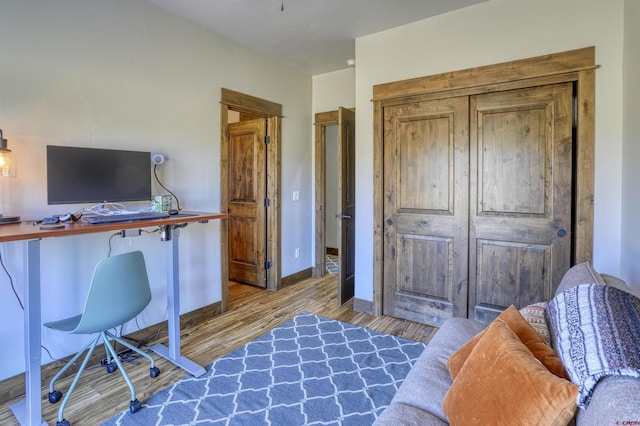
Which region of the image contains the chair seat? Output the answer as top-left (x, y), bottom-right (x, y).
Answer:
top-left (44, 314), bottom-right (83, 333)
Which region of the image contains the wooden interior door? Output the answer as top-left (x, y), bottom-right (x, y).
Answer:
top-left (468, 83), bottom-right (573, 322)
top-left (338, 107), bottom-right (355, 304)
top-left (228, 118), bottom-right (267, 287)
top-left (382, 96), bottom-right (470, 326)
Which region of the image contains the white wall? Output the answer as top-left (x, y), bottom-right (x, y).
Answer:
top-left (0, 0), bottom-right (312, 380)
top-left (354, 0), bottom-right (627, 302)
top-left (621, 0), bottom-right (640, 287)
top-left (312, 68), bottom-right (355, 113)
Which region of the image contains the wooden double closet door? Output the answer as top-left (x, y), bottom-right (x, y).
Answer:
top-left (382, 82), bottom-right (574, 326)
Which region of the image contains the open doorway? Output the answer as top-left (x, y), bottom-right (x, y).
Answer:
top-left (314, 108), bottom-right (355, 305)
top-left (220, 88), bottom-right (282, 313)
top-left (325, 124), bottom-right (339, 274)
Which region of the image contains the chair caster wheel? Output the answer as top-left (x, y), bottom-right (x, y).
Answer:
top-left (150, 367), bottom-right (160, 378)
top-left (106, 361), bottom-right (118, 373)
top-left (48, 390), bottom-right (63, 404)
top-left (56, 419), bottom-right (71, 426)
top-left (130, 398), bottom-right (142, 413)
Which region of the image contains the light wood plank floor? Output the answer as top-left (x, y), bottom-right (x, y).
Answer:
top-left (0, 275), bottom-right (437, 425)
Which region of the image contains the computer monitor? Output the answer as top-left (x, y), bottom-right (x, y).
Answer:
top-left (46, 145), bottom-right (152, 205)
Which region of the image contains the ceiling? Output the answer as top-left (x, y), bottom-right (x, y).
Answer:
top-left (145, 0), bottom-right (486, 75)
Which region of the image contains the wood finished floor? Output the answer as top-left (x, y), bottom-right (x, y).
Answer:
top-left (0, 274), bottom-right (437, 425)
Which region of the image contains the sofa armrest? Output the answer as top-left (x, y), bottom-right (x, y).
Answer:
top-left (576, 376), bottom-right (640, 426)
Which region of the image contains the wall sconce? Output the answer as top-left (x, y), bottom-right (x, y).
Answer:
top-left (0, 129), bottom-right (20, 224)
top-left (0, 129), bottom-right (16, 178)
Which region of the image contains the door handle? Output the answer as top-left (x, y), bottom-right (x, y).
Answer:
top-left (336, 214), bottom-right (352, 219)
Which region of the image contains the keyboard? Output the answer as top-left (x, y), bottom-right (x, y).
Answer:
top-left (83, 211), bottom-right (170, 224)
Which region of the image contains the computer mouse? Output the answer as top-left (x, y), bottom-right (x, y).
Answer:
top-left (168, 209), bottom-right (179, 215)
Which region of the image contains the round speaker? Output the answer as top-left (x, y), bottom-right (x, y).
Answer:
top-left (151, 153), bottom-right (165, 165)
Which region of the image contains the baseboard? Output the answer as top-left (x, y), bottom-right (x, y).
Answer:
top-left (353, 298), bottom-right (374, 315)
top-left (280, 267), bottom-right (313, 288)
top-left (0, 300), bottom-right (222, 405)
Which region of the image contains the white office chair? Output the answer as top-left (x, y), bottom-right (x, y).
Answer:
top-left (45, 251), bottom-right (160, 426)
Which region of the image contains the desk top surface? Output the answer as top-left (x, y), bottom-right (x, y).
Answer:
top-left (0, 211), bottom-right (226, 243)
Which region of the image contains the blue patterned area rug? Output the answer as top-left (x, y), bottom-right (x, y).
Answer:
top-left (102, 311), bottom-right (426, 426)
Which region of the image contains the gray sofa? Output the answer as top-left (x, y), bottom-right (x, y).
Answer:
top-left (375, 263), bottom-right (640, 425)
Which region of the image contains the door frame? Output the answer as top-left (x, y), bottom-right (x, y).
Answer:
top-left (313, 110), bottom-right (339, 278)
top-left (220, 88), bottom-right (282, 312)
top-left (371, 47), bottom-right (598, 316)
top-left (314, 108), bottom-right (356, 305)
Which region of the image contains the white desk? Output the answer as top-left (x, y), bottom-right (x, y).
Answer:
top-left (0, 212), bottom-right (226, 425)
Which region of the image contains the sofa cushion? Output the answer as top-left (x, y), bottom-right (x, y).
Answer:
top-left (554, 261), bottom-right (605, 295)
top-left (442, 319), bottom-right (579, 426)
top-left (601, 273), bottom-right (640, 298)
top-left (447, 305), bottom-right (568, 380)
top-left (374, 401), bottom-right (447, 426)
top-left (374, 317), bottom-right (485, 425)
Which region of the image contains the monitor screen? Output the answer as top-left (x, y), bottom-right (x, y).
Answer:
top-left (47, 145), bottom-right (152, 205)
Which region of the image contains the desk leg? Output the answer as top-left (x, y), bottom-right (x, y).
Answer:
top-left (149, 226), bottom-right (206, 378)
top-left (10, 239), bottom-right (48, 425)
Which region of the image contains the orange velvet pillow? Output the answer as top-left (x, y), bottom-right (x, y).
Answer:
top-left (447, 305), bottom-right (569, 380)
top-left (442, 320), bottom-right (578, 425)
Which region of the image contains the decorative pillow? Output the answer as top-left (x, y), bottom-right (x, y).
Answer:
top-left (447, 305), bottom-right (569, 380)
top-left (519, 302), bottom-right (551, 345)
top-left (442, 320), bottom-right (579, 426)
top-left (554, 261), bottom-right (605, 295)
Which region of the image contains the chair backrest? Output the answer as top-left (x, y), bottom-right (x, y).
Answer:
top-left (72, 251), bottom-right (152, 334)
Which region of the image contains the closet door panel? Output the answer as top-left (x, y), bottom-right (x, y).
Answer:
top-left (469, 83), bottom-right (573, 322)
top-left (480, 108), bottom-right (547, 214)
top-left (474, 240), bottom-right (550, 323)
top-left (398, 116), bottom-right (451, 211)
top-left (383, 96), bottom-right (469, 326)
top-left (396, 235), bottom-right (451, 300)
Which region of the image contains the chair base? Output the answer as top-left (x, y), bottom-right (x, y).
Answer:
top-left (130, 399), bottom-right (142, 413)
top-left (48, 331), bottom-right (159, 425)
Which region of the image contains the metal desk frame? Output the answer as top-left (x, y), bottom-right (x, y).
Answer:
top-left (1, 212), bottom-right (225, 425)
